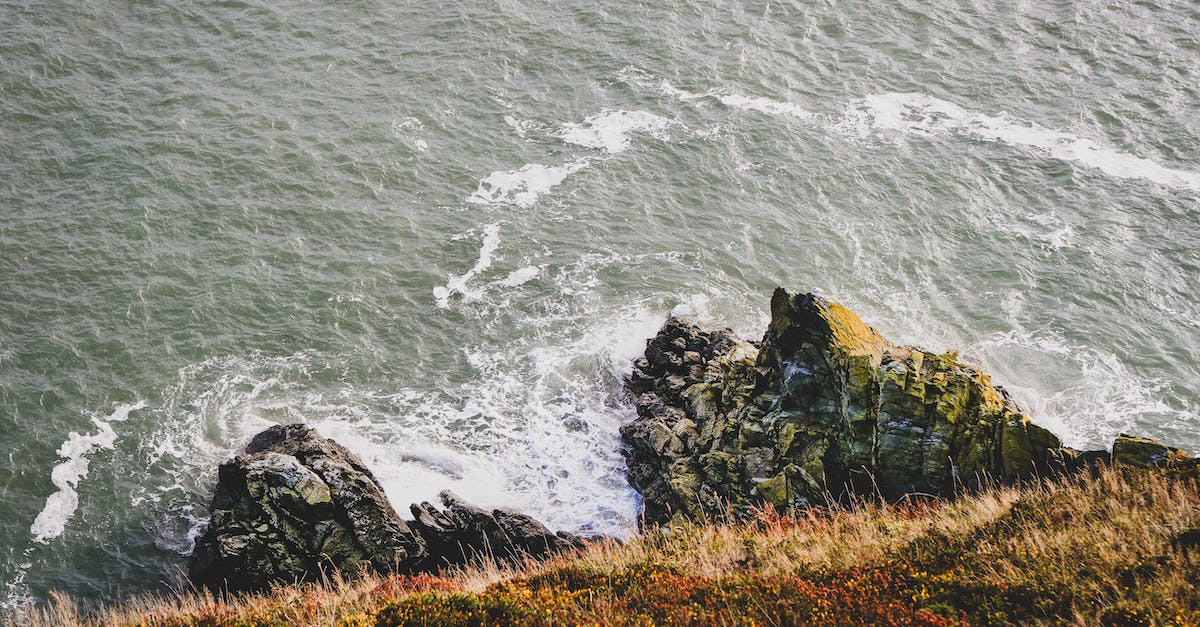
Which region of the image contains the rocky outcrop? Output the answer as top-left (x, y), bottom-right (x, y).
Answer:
top-left (1112, 435), bottom-right (1196, 468)
top-left (407, 491), bottom-right (589, 572)
top-left (188, 425), bottom-right (424, 591)
top-left (623, 288), bottom-right (1194, 525)
top-left (190, 424), bottom-right (588, 592)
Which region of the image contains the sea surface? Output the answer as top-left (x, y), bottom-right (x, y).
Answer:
top-left (1, 0), bottom-right (1198, 606)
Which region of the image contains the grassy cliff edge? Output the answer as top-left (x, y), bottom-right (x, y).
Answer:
top-left (14, 464), bottom-right (1200, 626)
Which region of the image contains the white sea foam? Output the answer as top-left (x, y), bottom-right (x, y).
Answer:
top-left (317, 300), bottom-right (656, 532)
top-left (504, 115), bottom-right (536, 138)
top-left (622, 67), bottom-right (1200, 193)
top-left (712, 93), bottom-right (816, 120)
top-left (135, 321), bottom-right (662, 544)
top-left (311, 419), bottom-right (518, 509)
top-left (1, 552), bottom-right (34, 612)
top-left (499, 265), bottom-right (542, 287)
top-left (31, 401), bottom-right (147, 543)
top-left (391, 117), bottom-right (429, 153)
top-left (132, 247), bottom-right (760, 549)
top-left (560, 109), bottom-right (673, 154)
top-left (620, 67), bottom-right (815, 120)
top-left (969, 330), bottom-right (1193, 450)
top-left (469, 108), bottom-right (676, 210)
top-left (467, 160), bottom-right (590, 208)
top-left (670, 293), bottom-right (712, 319)
top-left (452, 106), bottom-right (683, 309)
top-left (853, 92), bottom-right (1200, 192)
top-left (128, 352), bottom-right (316, 554)
top-left (433, 223), bottom-right (502, 308)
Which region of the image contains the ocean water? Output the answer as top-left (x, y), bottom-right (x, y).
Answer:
top-left (1, 0), bottom-right (1198, 606)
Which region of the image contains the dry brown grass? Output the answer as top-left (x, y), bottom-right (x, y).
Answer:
top-left (8, 464), bottom-right (1198, 626)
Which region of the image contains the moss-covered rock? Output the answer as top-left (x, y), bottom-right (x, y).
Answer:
top-left (1112, 435), bottom-right (1196, 468)
top-left (189, 426), bottom-right (428, 592)
top-left (622, 288), bottom-right (1194, 525)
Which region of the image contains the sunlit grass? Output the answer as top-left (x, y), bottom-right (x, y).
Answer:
top-left (11, 464), bottom-right (1199, 626)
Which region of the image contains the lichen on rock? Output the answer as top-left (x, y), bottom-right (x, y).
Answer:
top-left (188, 425), bottom-right (427, 592)
top-left (622, 288), bottom-right (1193, 525)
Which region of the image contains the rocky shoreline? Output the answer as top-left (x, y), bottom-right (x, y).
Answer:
top-left (189, 424), bottom-right (591, 592)
top-left (189, 288), bottom-right (1195, 593)
top-left (621, 288), bottom-right (1194, 524)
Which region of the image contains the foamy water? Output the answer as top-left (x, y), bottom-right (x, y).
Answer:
top-left (29, 401), bottom-right (147, 544)
top-left (467, 161), bottom-right (591, 209)
top-left (434, 223), bottom-right (503, 307)
top-left (853, 92), bottom-right (1200, 193)
top-left (560, 109), bottom-right (674, 153)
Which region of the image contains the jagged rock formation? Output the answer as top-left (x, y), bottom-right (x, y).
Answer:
top-left (623, 288), bottom-right (1193, 525)
top-left (190, 424), bottom-right (587, 592)
top-left (188, 425), bottom-right (422, 591)
top-left (407, 491), bottom-right (587, 572)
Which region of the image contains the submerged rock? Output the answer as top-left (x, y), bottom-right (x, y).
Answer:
top-left (190, 424), bottom-right (589, 592)
top-left (623, 288), bottom-right (1194, 525)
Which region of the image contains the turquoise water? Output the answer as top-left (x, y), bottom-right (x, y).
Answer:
top-left (2, 0), bottom-right (1198, 605)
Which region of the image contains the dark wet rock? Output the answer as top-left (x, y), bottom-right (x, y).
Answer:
top-left (622, 288), bottom-right (1194, 525)
top-left (492, 507), bottom-right (566, 557)
top-left (408, 491), bottom-right (578, 570)
top-left (1064, 448), bottom-right (1112, 473)
top-left (189, 425), bottom-right (426, 591)
top-left (1112, 434), bottom-right (1196, 468)
top-left (245, 424), bottom-right (427, 572)
top-left (190, 424), bottom-right (591, 592)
